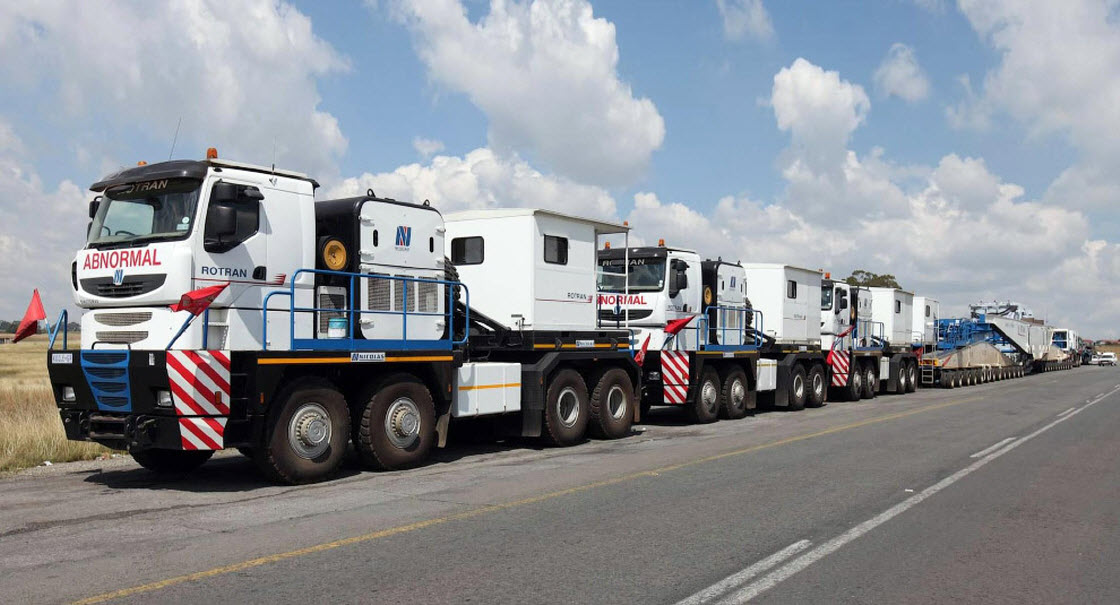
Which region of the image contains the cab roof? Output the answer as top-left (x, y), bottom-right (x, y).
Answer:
top-left (90, 158), bottom-right (318, 192)
top-left (445, 208), bottom-right (629, 235)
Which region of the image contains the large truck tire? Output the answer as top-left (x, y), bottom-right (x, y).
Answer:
top-left (787, 365), bottom-right (808, 411)
top-left (130, 448), bottom-right (213, 474)
top-left (844, 364), bottom-right (863, 402)
top-left (862, 364), bottom-right (877, 399)
top-left (687, 368), bottom-right (721, 423)
top-left (719, 367), bottom-right (750, 419)
top-left (588, 368), bottom-right (635, 439)
top-left (807, 364), bottom-right (827, 408)
top-left (905, 362), bottom-right (918, 393)
top-left (256, 378), bottom-right (350, 484)
top-left (542, 369), bottom-right (590, 446)
top-left (356, 373), bottom-right (437, 471)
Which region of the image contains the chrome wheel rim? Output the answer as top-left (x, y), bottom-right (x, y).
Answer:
top-left (793, 375), bottom-right (805, 400)
top-left (812, 372), bottom-right (824, 398)
top-left (730, 378), bottom-right (746, 410)
top-left (606, 385), bottom-right (627, 420)
top-left (701, 379), bottom-right (719, 413)
top-left (853, 369), bottom-right (862, 391)
top-left (288, 402), bottom-right (332, 459)
top-left (384, 397), bottom-right (422, 449)
top-left (557, 387), bottom-right (580, 427)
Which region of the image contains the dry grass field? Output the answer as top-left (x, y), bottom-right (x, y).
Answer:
top-left (0, 335), bottom-right (110, 472)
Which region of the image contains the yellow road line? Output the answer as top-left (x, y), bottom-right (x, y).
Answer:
top-left (72, 394), bottom-right (982, 605)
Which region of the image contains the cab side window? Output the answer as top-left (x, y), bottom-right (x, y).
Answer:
top-left (204, 183), bottom-right (262, 253)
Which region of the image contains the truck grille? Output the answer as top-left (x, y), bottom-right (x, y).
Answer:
top-left (81, 351), bottom-right (131, 411)
top-left (598, 309), bottom-right (653, 322)
top-left (94, 311), bottom-right (153, 326)
top-left (95, 331), bottom-right (148, 344)
top-left (80, 274), bottom-right (166, 298)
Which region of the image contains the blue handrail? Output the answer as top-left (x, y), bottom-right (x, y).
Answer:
top-left (688, 305), bottom-right (763, 350)
top-left (48, 309), bottom-right (68, 350)
top-left (261, 268), bottom-right (468, 351)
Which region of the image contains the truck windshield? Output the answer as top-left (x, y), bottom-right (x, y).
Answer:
top-left (88, 178), bottom-right (202, 247)
top-left (821, 286), bottom-right (834, 310)
top-left (597, 258), bottom-right (666, 293)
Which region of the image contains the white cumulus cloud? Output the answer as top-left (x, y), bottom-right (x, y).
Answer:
top-left (412, 137), bottom-right (446, 159)
top-left (873, 43), bottom-right (931, 102)
top-left (0, 0), bottom-right (349, 178)
top-left (328, 147), bottom-right (617, 220)
top-left (715, 0), bottom-right (775, 42)
top-left (392, 0), bottom-right (665, 187)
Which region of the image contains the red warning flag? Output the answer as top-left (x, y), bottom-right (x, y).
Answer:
top-left (664, 315), bottom-right (695, 336)
top-left (170, 283), bottom-right (229, 316)
top-left (13, 289), bottom-right (46, 343)
top-left (633, 334), bottom-right (652, 367)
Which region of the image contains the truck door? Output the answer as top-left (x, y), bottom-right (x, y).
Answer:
top-left (195, 180), bottom-right (269, 349)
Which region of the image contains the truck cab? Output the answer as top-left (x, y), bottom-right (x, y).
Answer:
top-left (77, 154), bottom-right (317, 351)
top-left (596, 244), bottom-right (704, 350)
top-left (820, 279), bottom-right (876, 350)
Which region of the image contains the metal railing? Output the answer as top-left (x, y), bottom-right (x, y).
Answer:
top-left (262, 268), bottom-right (468, 351)
top-left (48, 310), bottom-right (68, 350)
top-left (679, 305), bottom-right (764, 350)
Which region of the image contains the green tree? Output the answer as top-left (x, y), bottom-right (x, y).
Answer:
top-left (844, 269), bottom-right (902, 289)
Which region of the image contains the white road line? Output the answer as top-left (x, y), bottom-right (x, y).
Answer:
top-left (674, 540), bottom-right (812, 605)
top-left (716, 385), bottom-right (1120, 604)
top-left (1095, 393), bottom-right (1105, 399)
top-left (1056, 407), bottom-right (1076, 418)
top-left (969, 437), bottom-right (1017, 458)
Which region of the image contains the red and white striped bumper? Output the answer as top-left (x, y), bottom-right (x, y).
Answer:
top-left (167, 350), bottom-right (231, 450)
top-left (661, 351), bottom-right (691, 404)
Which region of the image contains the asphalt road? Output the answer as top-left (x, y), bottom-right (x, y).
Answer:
top-left (2, 366), bottom-right (1118, 604)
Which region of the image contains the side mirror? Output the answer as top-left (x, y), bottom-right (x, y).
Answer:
top-left (839, 298), bottom-right (849, 311)
top-left (88, 199), bottom-right (100, 219)
top-left (204, 203), bottom-right (238, 252)
top-left (210, 182), bottom-right (240, 204)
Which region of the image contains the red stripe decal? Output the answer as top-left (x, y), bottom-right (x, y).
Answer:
top-left (210, 350), bottom-right (231, 371)
top-left (183, 350), bottom-right (231, 393)
top-left (180, 419), bottom-right (221, 450)
top-left (168, 380), bottom-right (210, 416)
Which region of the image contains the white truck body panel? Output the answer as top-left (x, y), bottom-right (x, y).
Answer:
top-left (453, 362), bottom-right (522, 417)
top-left (870, 287), bottom-right (915, 345)
top-left (357, 200), bottom-right (446, 342)
top-left (446, 209), bottom-right (622, 331)
top-left (742, 263), bottom-right (821, 344)
top-left (712, 262), bottom-right (749, 347)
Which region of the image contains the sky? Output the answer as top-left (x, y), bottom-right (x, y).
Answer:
top-left (0, 0), bottom-right (1118, 337)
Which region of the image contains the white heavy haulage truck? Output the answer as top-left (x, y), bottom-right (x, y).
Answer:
top-left (820, 276), bottom-right (882, 401)
top-left (46, 151), bottom-right (640, 483)
top-left (596, 242), bottom-right (829, 421)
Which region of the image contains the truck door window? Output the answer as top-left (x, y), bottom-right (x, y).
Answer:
top-left (544, 235), bottom-right (568, 265)
top-left (787, 280), bottom-right (797, 299)
top-left (820, 286), bottom-right (834, 310)
top-left (451, 236), bottom-right (484, 265)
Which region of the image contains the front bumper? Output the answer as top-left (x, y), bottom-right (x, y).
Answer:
top-left (48, 349), bottom-right (253, 451)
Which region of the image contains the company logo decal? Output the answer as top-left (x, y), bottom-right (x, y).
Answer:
top-left (112, 269), bottom-right (125, 286)
top-left (201, 266), bottom-right (248, 278)
top-left (395, 225), bottom-right (412, 249)
top-left (82, 248), bottom-right (162, 270)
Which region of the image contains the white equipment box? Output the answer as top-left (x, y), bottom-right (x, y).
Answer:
top-left (453, 362), bottom-right (522, 417)
top-left (445, 209), bottom-right (627, 331)
top-left (912, 296), bottom-right (940, 345)
top-left (870, 287), bottom-right (915, 345)
top-left (742, 263), bottom-right (822, 344)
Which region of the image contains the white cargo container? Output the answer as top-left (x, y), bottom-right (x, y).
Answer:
top-left (912, 296), bottom-right (940, 346)
top-left (742, 264), bottom-right (822, 344)
top-left (445, 209), bottom-right (623, 331)
top-left (869, 287), bottom-right (915, 346)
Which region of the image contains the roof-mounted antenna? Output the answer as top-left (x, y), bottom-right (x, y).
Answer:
top-left (423, 199), bottom-right (430, 207)
top-left (167, 116), bottom-right (182, 160)
top-left (367, 188), bottom-right (376, 198)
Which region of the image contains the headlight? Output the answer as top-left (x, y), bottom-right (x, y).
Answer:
top-left (648, 371), bottom-right (660, 380)
top-left (156, 390), bottom-right (173, 407)
top-left (62, 386), bottom-right (76, 402)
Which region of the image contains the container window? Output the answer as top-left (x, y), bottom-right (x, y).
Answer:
top-left (925, 305), bottom-right (931, 317)
top-left (787, 280), bottom-right (797, 299)
top-left (451, 236), bottom-right (484, 265)
top-left (544, 235), bottom-right (568, 265)
top-left (895, 300), bottom-right (902, 313)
